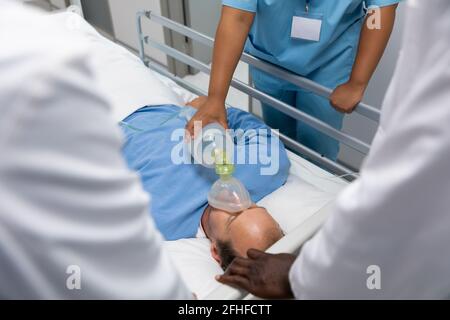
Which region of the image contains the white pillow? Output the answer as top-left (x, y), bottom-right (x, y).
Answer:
top-left (164, 238), bottom-right (222, 299)
top-left (258, 174), bottom-right (335, 234)
top-left (47, 12), bottom-right (185, 122)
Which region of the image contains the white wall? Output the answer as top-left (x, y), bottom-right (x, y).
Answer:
top-left (186, 0), bottom-right (221, 64)
top-left (108, 0), bottom-right (167, 65)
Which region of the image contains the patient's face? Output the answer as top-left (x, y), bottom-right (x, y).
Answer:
top-left (202, 205), bottom-right (283, 269)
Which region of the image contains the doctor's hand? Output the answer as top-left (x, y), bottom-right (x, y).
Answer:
top-left (216, 249), bottom-right (296, 299)
top-left (185, 96), bottom-right (228, 139)
top-left (186, 96), bottom-right (208, 109)
top-left (330, 81), bottom-right (366, 114)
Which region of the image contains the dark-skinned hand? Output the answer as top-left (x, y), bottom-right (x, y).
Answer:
top-left (330, 81), bottom-right (366, 113)
top-left (216, 249), bottom-right (297, 299)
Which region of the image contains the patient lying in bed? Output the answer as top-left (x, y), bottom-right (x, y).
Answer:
top-left (121, 97), bottom-right (290, 269)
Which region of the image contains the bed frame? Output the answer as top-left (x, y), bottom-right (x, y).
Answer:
top-left (135, 11), bottom-right (379, 300)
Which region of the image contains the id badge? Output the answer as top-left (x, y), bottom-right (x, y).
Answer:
top-left (291, 12), bottom-right (323, 42)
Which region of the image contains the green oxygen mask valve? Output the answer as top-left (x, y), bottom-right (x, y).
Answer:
top-left (213, 148), bottom-right (235, 176)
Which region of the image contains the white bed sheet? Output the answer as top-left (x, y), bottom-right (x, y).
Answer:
top-left (46, 13), bottom-right (349, 299)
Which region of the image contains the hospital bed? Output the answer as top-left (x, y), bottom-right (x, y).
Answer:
top-left (49, 9), bottom-right (379, 300)
top-left (134, 11), bottom-right (379, 300)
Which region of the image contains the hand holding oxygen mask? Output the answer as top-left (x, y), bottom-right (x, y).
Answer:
top-left (188, 122), bottom-right (252, 213)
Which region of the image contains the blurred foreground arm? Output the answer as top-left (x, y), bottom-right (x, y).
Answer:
top-left (0, 3), bottom-right (190, 299)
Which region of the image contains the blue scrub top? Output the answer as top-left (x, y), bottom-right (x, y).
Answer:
top-left (222, 0), bottom-right (401, 77)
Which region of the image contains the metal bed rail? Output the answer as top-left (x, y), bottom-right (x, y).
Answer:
top-left (140, 11), bottom-right (380, 123)
top-left (136, 10), bottom-right (374, 177)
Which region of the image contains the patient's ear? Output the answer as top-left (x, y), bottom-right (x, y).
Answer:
top-left (210, 242), bottom-right (221, 265)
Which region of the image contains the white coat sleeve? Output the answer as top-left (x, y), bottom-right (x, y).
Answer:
top-left (0, 4), bottom-right (191, 300)
top-left (289, 0), bottom-right (450, 299)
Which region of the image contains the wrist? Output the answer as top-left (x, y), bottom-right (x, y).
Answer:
top-left (348, 78), bottom-right (368, 92)
top-left (281, 254), bottom-right (297, 299)
top-left (207, 94), bottom-right (226, 105)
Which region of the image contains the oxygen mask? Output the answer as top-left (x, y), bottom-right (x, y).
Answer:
top-left (188, 122), bottom-right (252, 213)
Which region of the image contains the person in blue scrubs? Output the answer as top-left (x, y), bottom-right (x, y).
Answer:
top-left (186, 0), bottom-right (401, 161)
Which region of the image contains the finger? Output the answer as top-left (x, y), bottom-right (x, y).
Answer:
top-left (342, 105), bottom-right (353, 114)
top-left (186, 119), bottom-right (204, 139)
top-left (185, 121), bottom-right (194, 139)
top-left (187, 99), bottom-right (202, 109)
top-left (219, 114), bottom-right (229, 128)
top-left (231, 256), bottom-right (253, 267)
top-left (247, 249), bottom-right (266, 260)
top-left (187, 96), bottom-right (200, 104)
top-left (349, 102), bottom-right (359, 113)
top-left (226, 264), bottom-right (251, 277)
top-left (192, 120), bottom-right (204, 139)
top-left (221, 120), bottom-right (229, 130)
top-left (184, 129), bottom-right (192, 143)
top-left (215, 274), bottom-right (251, 291)
top-left (330, 98), bottom-right (340, 109)
top-left (332, 104), bottom-right (346, 114)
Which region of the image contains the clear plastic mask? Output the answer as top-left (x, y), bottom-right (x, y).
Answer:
top-left (186, 122), bottom-right (252, 213)
top-left (208, 175), bottom-right (252, 213)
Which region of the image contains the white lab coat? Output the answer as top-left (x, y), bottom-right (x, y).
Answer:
top-left (0, 1), bottom-right (190, 299)
top-left (290, 0), bottom-right (450, 299)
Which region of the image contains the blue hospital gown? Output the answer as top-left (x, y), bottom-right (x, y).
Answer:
top-left (121, 105), bottom-right (290, 240)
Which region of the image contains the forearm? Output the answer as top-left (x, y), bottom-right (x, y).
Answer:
top-left (349, 5), bottom-right (398, 88)
top-left (208, 7), bottom-right (255, 104)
